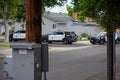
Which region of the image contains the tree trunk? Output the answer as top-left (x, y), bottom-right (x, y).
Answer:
top-left (26, 0), bottom-right (42, 43)
top-left (3, 5), bottom-right (9, 42)
top-left (107, 27), bottom-right (116, 80)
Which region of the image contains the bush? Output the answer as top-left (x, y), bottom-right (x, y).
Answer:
top-left (2, 32), bottom-right (5, 35)
top-left (77, 35), bottom-right (82, 41)
top-left (81, 33), bottom-right (89, 37)
top-left (79, 33), bottom-right (91, 40)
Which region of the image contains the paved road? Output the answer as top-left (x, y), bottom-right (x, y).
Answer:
top-left (0, 41), bottom-right (90, 55)
top-left (47, 44), bottom-right (120, 80)
top-left (0, 41), bottom-right (120, 80)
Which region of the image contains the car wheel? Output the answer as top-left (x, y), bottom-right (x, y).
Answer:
top-left (68, 42), bottom-right (73, 44)
top-left (99, 40), bottom-right (104, 45)
top-left (115, 39), bottom-right (119, 44)
top-left (14, 39), bottom-right (18, 42)
top-left (63, 39), bottom-right (68, 44)
top-left (9, 37), bottom-right (13, 42)
top-left (49, 41), bottom-right (52, 43)
top-left (42, 39), bottom-right (48, 42)
top-left (91, 42), bottom-right (96, 44)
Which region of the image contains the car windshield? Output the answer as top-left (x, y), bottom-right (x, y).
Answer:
top-left (15, 30), bottom-right (25, 33)
top-left (51, 31), bottom-right (63, 35)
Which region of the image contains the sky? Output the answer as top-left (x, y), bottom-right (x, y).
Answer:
top-left (46, 0), bottom-right (72, 13)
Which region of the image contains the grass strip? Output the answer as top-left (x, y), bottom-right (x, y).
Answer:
top-left (0, 43), bottom-right (10, 47)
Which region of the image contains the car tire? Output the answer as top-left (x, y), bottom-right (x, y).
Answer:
top-left (91, 42), bottom-right (96, 44)
top-left (115, 39), bottom-right (119, 44)
top-left (9, 37), bottom-right (13, 42)
top-left (14, 39), bottom-right (18, 42)
top-left (63, 39), bottom-right (68, 44)
top-left (68, 42), bottom-right (73, 44)
top-left (49, 41), bottom-right (52, 43)
top-left (99, 40), bottom-right (104, 45)
top-left (42, 39), bottom-right (48, 42)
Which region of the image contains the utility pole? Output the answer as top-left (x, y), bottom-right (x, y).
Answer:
top-left (26, 0), bottom-right (42, 43)
top-left (25, 0), bottom-right (42, 80)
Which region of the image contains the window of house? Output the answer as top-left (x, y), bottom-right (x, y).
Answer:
top-left (52, 24), bottom-right (56, 29)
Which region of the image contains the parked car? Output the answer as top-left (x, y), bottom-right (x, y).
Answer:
top-left (115, 32), bottom-right (120, 44)
top-left (42, 31), bottom-right (78, 44)
top-left (9, 30), bottom-right (78, 44)
top-left (9, 30), bottom-right (26, 41)
top-left (90, 32), bottom-right (120, 44)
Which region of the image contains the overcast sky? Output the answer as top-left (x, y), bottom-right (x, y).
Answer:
top-left (46, 0), bottom-right (72, 13)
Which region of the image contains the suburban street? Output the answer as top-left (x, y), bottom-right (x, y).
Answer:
top-left (46, 43), bottom-right (120, 80)
top-left (0, 41), bottom-right (120, 80)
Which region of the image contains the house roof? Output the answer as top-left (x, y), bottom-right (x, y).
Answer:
top-left (44, 12), bottom-right (73, 22)
top-left (43, 12), bottom-right (99, 26)
top-left (73, 20), bottom-right (99, 27)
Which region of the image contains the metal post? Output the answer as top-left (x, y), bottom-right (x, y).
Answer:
top-left (113, 33), bottom-right (116, 80)
top-left (107, 32), bottom-right (116, 80)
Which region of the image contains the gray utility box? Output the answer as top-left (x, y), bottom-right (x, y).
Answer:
top-left (4, 55), bottom-right (13, 78)
top-left (10, 43), bottom-right (41, 80)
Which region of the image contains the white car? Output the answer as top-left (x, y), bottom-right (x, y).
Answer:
top-left (9, 30), bottom-right (26, 41)
top-left (42, 31), bottom-right (78, 44)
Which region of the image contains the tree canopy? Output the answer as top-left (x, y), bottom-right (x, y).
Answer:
top-left (43, 0), bottom-right (67, 9)
top-left (15, 0), bottom-right (67, 22)
top-left (68, 0), bottom-right (120, 29)
top-left (0, 0), bottom-right (22, 19)
top-left (0, 0), bottom-right (22, 42)
top-left (0, 0), bottom-right (67, 21)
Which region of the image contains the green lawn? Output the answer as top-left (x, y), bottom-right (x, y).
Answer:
top-left (0, 43), bottom-right (10, 47)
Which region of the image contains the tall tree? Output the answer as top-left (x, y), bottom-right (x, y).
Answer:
top-left (0, 0), bottom-right (22, 42)
top-left (26, 0), bottom-right (42, 43)
top-left (26, 0), bottom-right (67, 43)
top-left (73, 0), bottom-right (120, 80)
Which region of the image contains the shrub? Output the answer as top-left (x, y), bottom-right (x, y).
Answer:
top-left (80, 33), bottom-right (91, 40)
top-left (81, 33), bottom-right (89, 37)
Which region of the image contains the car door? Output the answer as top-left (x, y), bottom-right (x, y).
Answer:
top-left (49, 32), bottom-right (64, 41)
top-left (55, 32), bottom-right (65, 41)
top-left (13, 30), bottom-right (20, 39)
top-left (13, 30), bottom-right (25, 40)
top-left (19, 30), bottom-right (25, 39)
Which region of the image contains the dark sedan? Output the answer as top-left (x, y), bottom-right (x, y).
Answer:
top-left (90, 32), bottom-right (107, 44)
top-left (90, 32), bottom-right (120, 45)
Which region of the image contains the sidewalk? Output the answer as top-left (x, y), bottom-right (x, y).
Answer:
top-left (0, 47), bottom-right (12, 56)
top-left (76, 40), bottom-right (91, 45)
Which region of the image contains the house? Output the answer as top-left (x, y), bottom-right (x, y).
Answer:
top-left (0, 12), bottom-right (100, 36)
top-left (42, 12), bottom-right (99, 36)
top-left (42, 12), bottom-right (74, 35)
